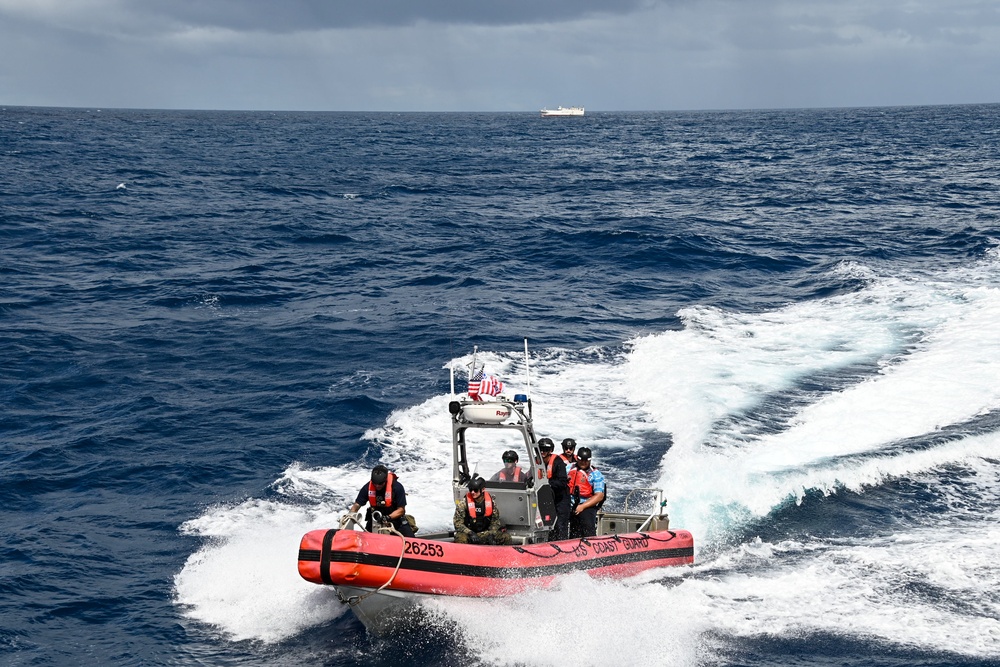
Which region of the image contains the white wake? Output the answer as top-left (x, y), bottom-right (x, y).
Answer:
top-left (173, 257), bottom-right (1000, 662)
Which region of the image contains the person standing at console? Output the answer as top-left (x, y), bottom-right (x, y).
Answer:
top-left (567, 447), bottom-right (605, 538)
top-left (538, 438), bottom-right (570, 540)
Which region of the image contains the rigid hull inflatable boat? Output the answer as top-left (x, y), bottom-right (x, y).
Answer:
top-left (299, 524), bottom-right (693, 630)
top-left (297, 347), bottom-right (694, 633)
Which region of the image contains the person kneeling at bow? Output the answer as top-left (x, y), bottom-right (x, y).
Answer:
top-left (347, 464), bottom-right (415, 537)
top-left (453, 476), bottom-right (512, 545)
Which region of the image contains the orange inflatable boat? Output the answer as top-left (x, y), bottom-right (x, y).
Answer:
top-left (298, 526), bottom-right (693, 631)
top-left (298, 349), bottom-right (695, 632)
top-left (299, 526), bottom-right (694, 594)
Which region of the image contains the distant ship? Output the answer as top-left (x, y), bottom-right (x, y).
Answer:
top-left (540, 106), bottom-right (584, 117)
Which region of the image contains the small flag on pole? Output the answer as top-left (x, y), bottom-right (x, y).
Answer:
top-left (468, 369), bottom-right (504, 400)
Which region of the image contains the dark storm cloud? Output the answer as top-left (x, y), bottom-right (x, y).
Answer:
top-left (146, 0), bottom-right (660, 32)
top-left (2, 0), bottom-right (998, 111)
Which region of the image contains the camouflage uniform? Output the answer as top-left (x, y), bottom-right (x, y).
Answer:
top-left (453, 493), bottom-right (512, 545)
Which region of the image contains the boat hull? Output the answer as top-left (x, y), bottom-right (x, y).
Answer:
top-left (331, 584), bottom-right (434, 634)
top-left (298, 528), bottom-right (693, 598)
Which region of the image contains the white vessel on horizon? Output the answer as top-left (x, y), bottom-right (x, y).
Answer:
top-left (540, 106), bottom-right (584, 117)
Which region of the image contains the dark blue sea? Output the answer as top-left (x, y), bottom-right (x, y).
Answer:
top-left (3, 104), bottom-right (1000, 666)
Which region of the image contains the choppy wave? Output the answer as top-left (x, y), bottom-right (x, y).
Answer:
top-left (6, 104), bottom-right (1000, 667)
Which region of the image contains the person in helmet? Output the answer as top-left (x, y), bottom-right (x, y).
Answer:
top-left (453, 476), bottom-right (512, 545)
top-left (537, 438), bottom-right (570, 540)
top-left (567, 447), bottom-right (606, 538)
top-left (490, 449), bottom-right (529, 483)
top-left (560, 438), bottom-right (578, 466)
top-left (348, 464), bottom-right (415, 537)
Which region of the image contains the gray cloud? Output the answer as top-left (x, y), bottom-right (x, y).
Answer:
top-left (1, 0), bottom-right (998, 111)
top-left (140, 0), bottom-right (659, 32)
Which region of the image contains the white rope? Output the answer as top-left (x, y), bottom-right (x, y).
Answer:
top-left (345, 524), bottom-right (407, 607)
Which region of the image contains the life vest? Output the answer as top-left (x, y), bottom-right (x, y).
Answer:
top-left (464, 491), bottom-right (495, 532)
top-left (544, 456), bottom-right (557, 479)
top-left (368, 472), bottom-right (396, 508)
top-left (558, 453), bottom-right (575, 465)
top-left (567, 466), bottom-right (595, 499)
top-left (498, 466), bottom-right (524, 482)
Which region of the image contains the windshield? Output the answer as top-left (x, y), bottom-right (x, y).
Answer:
top-left (456, 426), bottom-right (536, 485)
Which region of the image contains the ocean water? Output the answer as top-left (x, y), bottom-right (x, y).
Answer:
top-left (2, 104), bottom-right (999, 666)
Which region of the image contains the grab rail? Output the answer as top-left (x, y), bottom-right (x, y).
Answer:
top-left (621, 488), bottom-right (668, 533)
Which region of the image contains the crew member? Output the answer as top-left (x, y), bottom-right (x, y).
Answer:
top-left (538, 438), bottom-right (570, 540)
top-left (453, 476), bottom-right (512, 545)
top-left (349, 464), bottom-right (415, 537)
top-left (490, 450), bottom-right (529, 483)
top-left (567, 447), bottom-right (606, 538)
top-left (560, 438), bottom-right (578, 466)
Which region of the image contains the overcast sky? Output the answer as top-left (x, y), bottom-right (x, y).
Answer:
top-left (1, 0), bottom-right (998, 112)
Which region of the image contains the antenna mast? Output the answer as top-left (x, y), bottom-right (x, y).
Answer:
top-left (523, 338), bottom-right (531, 399)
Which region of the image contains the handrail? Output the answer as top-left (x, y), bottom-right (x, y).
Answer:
top-left (621, 488), bottom-right (668, 533)
top-left (622, 487), bottom-right (664, 513)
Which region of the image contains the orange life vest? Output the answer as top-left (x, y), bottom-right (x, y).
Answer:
top-left (465, 491), bottom-right (495, 518)
top-left (464, 491), bottom-right (495, 532)
top-left (368, 472), bottom-right (396, 507)
top-left (544, 456), bottom-right (557, 479)
top-left (498, 466), bottom-right (524, 482)
top-left (567, 466), bottom-right (595, 499)
top-left (558, 453), bottom-right (575, 465)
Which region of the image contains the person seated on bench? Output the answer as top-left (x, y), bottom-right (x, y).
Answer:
top-left (454, 476), bottom-right (512, 545)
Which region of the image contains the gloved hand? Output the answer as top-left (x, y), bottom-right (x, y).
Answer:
top-left (469, 533), bottom-right (480, 544)
top-left (340, 512), bottom-right (362, 527)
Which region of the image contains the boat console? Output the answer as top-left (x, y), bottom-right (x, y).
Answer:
top-left (449, 395), bottom-right (557, 543)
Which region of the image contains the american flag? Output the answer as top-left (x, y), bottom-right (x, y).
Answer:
top-left (468, 369), bottom-right (504, 400)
